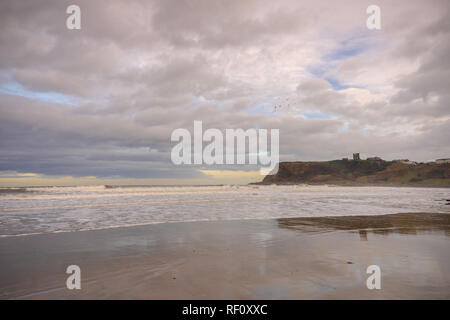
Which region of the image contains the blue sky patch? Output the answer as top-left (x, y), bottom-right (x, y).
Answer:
top-left (325, 77), bottom-right (361, 91)
top-left (308, 32), bottom-right (371, 87)
top-left (304, 112), bottom-right (333, 120)
top-left (323, 33), bottom-right (370, 62)
top-left (0, 81), bottom-right (81, 105)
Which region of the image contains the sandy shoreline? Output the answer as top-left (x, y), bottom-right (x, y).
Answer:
top-left (0, 212), bottom-right (449, 299)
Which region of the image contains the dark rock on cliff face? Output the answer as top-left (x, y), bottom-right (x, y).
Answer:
top-left (257, 160), bottom-right (450, 186)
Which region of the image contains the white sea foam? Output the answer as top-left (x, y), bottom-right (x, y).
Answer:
top-left (0, 185), bottom-right (448, 237)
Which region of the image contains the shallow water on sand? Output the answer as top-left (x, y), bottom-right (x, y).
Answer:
top-left (0, 215), bottom-right (449, 299)
top-left (0, 185), bottom-right (449, 236)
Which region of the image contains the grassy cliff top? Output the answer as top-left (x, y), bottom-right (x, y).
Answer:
top-left (258, 159), bottom-right (450, 187)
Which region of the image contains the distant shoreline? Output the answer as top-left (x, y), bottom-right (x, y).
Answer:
top-left (251, 182), bottom-right (450, 188)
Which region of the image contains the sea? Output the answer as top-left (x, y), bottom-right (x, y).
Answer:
top-left (0, 185), bottom-right (449, 237)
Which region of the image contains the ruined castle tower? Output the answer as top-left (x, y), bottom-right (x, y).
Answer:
top-left (353, 153), bottom-right (360, 161)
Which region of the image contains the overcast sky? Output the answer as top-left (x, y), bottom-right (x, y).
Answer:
top-left (0, 0), bottom-right (449, 186)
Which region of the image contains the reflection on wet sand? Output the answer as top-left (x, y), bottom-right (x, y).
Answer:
top-left (277, 212), bottom-right (450, 237)
top-left (1, 213), bottom-right (449, 299)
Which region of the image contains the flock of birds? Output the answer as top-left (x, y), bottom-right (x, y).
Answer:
top-left (272, 97), bottom-right (293, 113)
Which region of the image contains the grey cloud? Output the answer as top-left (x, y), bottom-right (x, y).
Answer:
top-left (0, 0), bottom-right (449, 181)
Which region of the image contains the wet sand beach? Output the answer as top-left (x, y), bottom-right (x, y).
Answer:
top-left (0, 212), bottom-right (449, 299)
